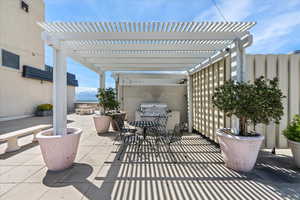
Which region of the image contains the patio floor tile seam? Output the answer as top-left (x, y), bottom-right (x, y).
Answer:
top-left (0, 182), bottom-right (24, 198)
top-left (0, 182), bottom-right (51, 199)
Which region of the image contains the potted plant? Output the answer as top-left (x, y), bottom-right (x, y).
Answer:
top-left (93, 88), bottom-right (120, 133)
top-left (35, 104), bottom-right (53, 116)
top-left (212, 77), bottom-right (285, 172)
top-left (108, 110), bottom-right (127, 131)
top-left (283, 115), bottom-right (300, 168)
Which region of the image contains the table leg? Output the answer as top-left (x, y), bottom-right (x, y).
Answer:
top-left (143, 127), bottom-right (147, 139)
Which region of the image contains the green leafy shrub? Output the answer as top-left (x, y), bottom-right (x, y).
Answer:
top-left (96, 88), bottom-right (120, 114)
top-left (36, 104), bottom-right (53, 111)
top-left (212, 76), bottom-right (285, 136)
top-left (283, 115), bottom-right (300, 142)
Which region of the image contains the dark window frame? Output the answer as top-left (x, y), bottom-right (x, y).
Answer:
top-left (21, 1), bottom-right (29, 13)
top-left (1, 49), bottom-right (20, 70)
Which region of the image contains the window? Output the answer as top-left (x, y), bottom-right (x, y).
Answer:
top-left (21, 1), bottom-right (29, 13)
top-left (1, 49), bottom-right (20, 70)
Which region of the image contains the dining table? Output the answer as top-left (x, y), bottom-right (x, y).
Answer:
top-left (129, 120), bottom-right (159, 146)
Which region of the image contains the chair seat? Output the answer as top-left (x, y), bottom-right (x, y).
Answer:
top-left (123, 128), bottom-right (137, 133)
top-left (123, 131), bottom-right (136, 136)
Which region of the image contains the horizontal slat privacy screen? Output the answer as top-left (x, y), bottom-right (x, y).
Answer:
top-left (191, 54), bottom-right (300, 148)
top-left (191, 57), bottom-right (231, 143)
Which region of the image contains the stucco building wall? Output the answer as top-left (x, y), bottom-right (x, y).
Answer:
top-left (0, 0), bottom-right (76, 120)
top-left (118, 85), bottom-right (188, 122)
top-left (115, 73), bottom-right (188, 122)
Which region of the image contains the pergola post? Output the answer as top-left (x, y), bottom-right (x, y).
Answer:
top-left (187, 74), bottom-right (193, 133)
top-left (99, 72), bottom-right (106, 89)
top-left (53, 48), bottom-right (67, 135)
top-left (234, 39), bottom-right (245, 82)
top-left (231, 39), bottom-right (246, 133)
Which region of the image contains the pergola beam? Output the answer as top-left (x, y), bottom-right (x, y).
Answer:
top-left (47, 31), bottom-right (248, 41)
top-left (87, 58), bottom-right (206, 65)
top-left (95, 63), bottom-right (193, 68)
top-left (97, 66), bottom-right (191, 71)
top-left (72, 52), bottom-right (214, 58)
top-left (64, 43), bottom-right (228, 51)
top-left (189, 34), bottom-right (253, 74)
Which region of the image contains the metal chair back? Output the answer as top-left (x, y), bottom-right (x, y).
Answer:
top-left (153, 114), bottom-right (168, 136)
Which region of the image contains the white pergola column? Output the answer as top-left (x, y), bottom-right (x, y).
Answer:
top-left (234, 39), bottom-right (245, 82)
top-left (187, 74), bottom-right (193, 133)
top-left (53, 48), bottom-right (67, 135)
top-left (99, 72), bottom-right (106, 89)
top-left (231, 39), bottom-right (245, 133)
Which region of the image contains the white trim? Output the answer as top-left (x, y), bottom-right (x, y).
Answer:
top-left (46, 32), bottom-right (247, 41)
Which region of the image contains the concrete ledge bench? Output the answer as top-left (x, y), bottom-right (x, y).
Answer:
top-left (0, 124), bottom-right (52, 153)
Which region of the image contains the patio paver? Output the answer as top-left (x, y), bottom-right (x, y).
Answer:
top-left (0, 114), bottom-right (300, 200)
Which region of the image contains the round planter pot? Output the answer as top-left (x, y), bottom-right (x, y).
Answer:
top-left (93, 115), bottom-right (112, 134)
top-left (217, 129), bottom-right (264, 172)
top-left (110, 112), bottom-right (126, 131)
top-left (36, 128), bottom-right (82, 171)
top-left (288, 140), bottom-right (300, 168)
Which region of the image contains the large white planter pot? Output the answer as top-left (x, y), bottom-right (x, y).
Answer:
top-left (217, 129), bottom-right (264, 172)
top-left (288, 140), bottom-right (300, 168)
top-left (93, 115), bottom-right (111, 134)
top-left (36, 128), bottom-right (82, 171)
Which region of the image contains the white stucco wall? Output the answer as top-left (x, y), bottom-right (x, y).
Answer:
top-left (115, 73), bottom-right (188, 122)
top-left (0, 0), bottom-right (76, 120)
top-left (119, 85), bottom-right (188, 122)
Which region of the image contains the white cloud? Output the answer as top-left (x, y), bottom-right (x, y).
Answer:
top-left (250, 11), bottom-right (300, 53)
top-left (194, 0), bottom-right (300, 53)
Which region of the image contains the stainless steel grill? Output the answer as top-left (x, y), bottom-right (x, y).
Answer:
top-left (138, 102), bottom-right (168, 117)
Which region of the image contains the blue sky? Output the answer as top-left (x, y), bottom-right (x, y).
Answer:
top-left (44, 0), bottom-right (300, 95)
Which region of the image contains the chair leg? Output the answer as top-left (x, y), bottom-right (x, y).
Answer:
top-left (167, 143), bottom-right (177, 163)
top-left (117, 136), bottom-right (128, 160)
top-left (113, 132), bottom-right (122, 145)
top-left (179, 140), bottom-right (188, 159)
top-left (155, 137), bottom-right (161, 157)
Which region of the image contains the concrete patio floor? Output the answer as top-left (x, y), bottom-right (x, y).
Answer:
top-left (0, 114), bottom-right (300, 200)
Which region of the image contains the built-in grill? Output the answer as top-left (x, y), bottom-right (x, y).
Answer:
top-left (138, 102), bottom-right (168, 117)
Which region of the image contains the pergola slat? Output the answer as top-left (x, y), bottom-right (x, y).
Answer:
top-left (39, 21), bottom-right (255, 72)
top-left (42, 21), bottom-right (256, 135)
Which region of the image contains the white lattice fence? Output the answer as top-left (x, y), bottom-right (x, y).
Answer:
top-left (191, 54), bottom-right (300, 148)
top-left (192, 57), bottom-right (231, 143)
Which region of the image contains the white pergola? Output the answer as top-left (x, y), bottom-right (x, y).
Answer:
top-left (38, 21), bottom-right (256, 135)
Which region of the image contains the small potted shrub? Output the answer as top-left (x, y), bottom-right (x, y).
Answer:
top-left (212, 77), bottom-right (285, 172)
top-left (283, 115), bottom-right (300, 168)
top-left (36, 104), bottom-right (53, 116)
top-left (93, 88), bottom-right (120, 133)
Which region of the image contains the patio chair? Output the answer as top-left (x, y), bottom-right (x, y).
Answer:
top-left (160, 123), bottom-right (188, 163)
top-left (145, 114), bottom-right (169, 155)
top-left (114, 117), bottom-right (137, 160)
